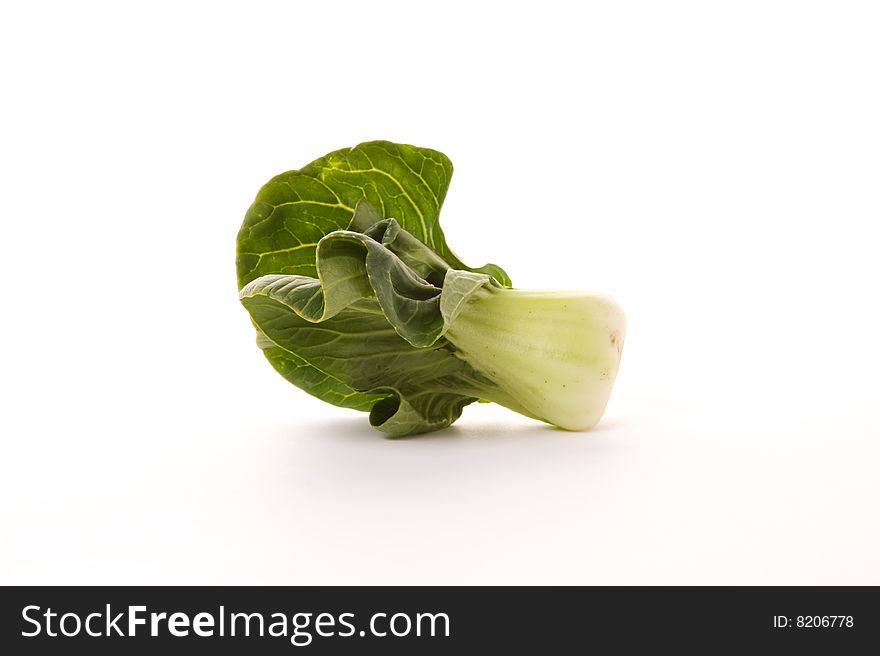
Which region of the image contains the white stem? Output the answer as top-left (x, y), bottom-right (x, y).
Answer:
top-left (445, 287), bottom-right (626, 430)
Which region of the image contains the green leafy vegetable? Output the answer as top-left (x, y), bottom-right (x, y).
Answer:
top-left (236, 141), bottom-right (625, 436)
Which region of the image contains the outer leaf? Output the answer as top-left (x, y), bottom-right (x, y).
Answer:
top-left (236, 142), bottom-right (510, 415)
top-left (240, 291), bottom-right (486, 436)
top-left (236, 140), bottom-right (510, 287)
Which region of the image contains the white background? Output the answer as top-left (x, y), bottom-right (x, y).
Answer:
top-left (2, 1), bottom-right (878, 584)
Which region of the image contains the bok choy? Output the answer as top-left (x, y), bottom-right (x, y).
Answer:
top-left (236, 141), bottom-right (625, 436)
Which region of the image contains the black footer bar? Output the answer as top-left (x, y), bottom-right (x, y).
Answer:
top-left (2, 585), bottom-right (877, 653)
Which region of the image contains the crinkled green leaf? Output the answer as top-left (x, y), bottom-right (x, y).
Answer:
top-left (240, 285), bottom-right (490, 436)
top-left (236, 140), bottom-right (509, 287)
top-left (239, 212), bottom-right (504, 436)
top-left (236, 142), bottom-right (510, 419)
